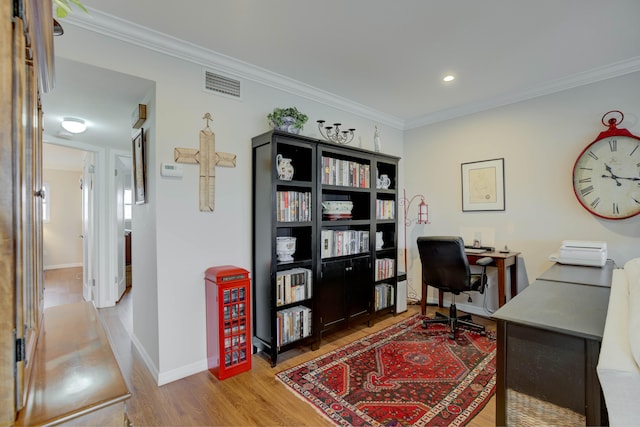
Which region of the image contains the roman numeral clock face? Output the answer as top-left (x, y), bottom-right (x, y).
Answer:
top-left (573, 135), bottom-right (640, 219)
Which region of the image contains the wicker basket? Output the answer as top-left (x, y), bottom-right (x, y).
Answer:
top-left (506, 388), bottom-right (586, 426)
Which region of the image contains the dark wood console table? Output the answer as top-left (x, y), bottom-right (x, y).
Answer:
top-left (492, 263), bottom-right (611, 426)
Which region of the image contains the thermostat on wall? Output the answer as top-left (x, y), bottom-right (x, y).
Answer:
top-left (160, 162), bottom-right (183, 177)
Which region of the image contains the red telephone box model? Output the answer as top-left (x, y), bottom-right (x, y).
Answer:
top-left (205, 265), bottom-right (251, 380)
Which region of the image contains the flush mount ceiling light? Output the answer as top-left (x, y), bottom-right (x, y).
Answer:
top-left (443, 75), bottom-right (455, 83)
top-left (61, 117), bottom-right (87, 134)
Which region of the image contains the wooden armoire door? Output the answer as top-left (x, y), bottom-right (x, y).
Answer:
top-left (0, 1), bottom-right (17, 424)
top-left (0, 0), bottom-right (51, 424)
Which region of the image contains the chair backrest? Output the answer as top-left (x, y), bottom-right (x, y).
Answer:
top-left (417, 236), bottom-right (472, 293)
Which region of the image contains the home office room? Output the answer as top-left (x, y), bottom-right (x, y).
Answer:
top-left (2, 1), bottom-right (640, 426)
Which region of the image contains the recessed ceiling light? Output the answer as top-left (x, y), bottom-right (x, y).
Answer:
top-left (61, 117), bottom-right (87, 134)
top-left (443, 75), bottom-right (455, 83)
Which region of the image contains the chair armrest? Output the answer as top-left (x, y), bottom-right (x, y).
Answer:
top-left (475, 257), bottom-right (493, 266)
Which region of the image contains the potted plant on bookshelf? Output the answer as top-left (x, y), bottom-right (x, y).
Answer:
top-left (267, 107), bottom-right (309, 134)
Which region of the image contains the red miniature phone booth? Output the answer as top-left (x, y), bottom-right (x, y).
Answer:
top-left (205, 265), bottom-right (251, 380)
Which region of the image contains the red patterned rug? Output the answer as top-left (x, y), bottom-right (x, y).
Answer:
top-left (276, 314), bottom-right (496, 426)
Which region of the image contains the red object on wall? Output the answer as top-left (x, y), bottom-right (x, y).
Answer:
top-left (205, 265), bottom-right (252, 380)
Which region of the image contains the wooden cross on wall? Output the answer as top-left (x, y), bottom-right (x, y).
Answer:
top-left (174, 113), bottom-right (236, 211)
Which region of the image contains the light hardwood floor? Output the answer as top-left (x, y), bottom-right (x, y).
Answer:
top-left (44, 267), bottom-right (496, 426)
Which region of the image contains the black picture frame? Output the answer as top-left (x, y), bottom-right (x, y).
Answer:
top-left (132, 128), bottom-right (146, 204)
top-left (461, 158), bottom-right (505, 212)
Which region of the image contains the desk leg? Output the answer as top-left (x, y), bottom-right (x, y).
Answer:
top-left (496, 320), bottom-right (507, 426)
top-left (509, 258), bottom-right (518, 300)
top-left (496, 255), bottom-right (518, 307)
top-left (496, 259), bottom-right (507, 308)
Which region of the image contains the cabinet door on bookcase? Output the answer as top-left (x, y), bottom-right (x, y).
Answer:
top-left (319, 255), bottom-right (371, 333)
top-left (347, 256), bottom-right (372, 320)
top-left (318, 259), bottom-right (348, 331)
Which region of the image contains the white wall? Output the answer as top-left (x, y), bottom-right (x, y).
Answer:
top-left (403, 71), bottom-right (640, 314)
top-left (43, 168), bottom-right (83, 269)
top-left (55, 23), bottom-right (404, 384)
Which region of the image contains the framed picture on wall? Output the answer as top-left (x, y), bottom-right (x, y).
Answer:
top-left (461, 158), bottom-right (505, 212)
top-left (132, 128), bottom-right (146, 204)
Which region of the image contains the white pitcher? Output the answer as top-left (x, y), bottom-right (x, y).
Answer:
top-left (276, 154), bottom-right (294, 181)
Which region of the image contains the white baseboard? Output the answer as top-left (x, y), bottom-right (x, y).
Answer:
top-left (44, 262), bottom-right (82, 270)
top-left (130, 333), bottom-right (161, 384)
top-left (129, 332), bottom-right (208, 386)
top-left (157, 358), bottom-right (208, 386)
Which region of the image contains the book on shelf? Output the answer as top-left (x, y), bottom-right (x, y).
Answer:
top-left (376, 199), bottom-right (395, 220)
top-left (276, 305), bottom-right (312, 346)
top-left (320, 230), bottom-right (369, 259)
top-left (374, 283), bottom-right (395, 310)
top-left (321, 156), bottom-right (370, 188)
top-left (276, 268), bottom-right (313, 306)
top-left (277, 191), bottom-right (312, 222)
top-left (375, 258), bottom-right (395, 281)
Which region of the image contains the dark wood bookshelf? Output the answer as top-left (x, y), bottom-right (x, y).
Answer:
top-left (251, 130), bottom-right (399, 366)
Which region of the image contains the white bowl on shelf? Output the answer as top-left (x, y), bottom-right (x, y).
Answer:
top-left (276, 236), bottom-right (296, 263)
top-left (321, 201), bottom-right (353, 215)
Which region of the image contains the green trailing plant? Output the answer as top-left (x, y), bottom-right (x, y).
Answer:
top-left (53, 0), bottom-right (88, 18)
top-left (267, 107), bottom-right (309, 131)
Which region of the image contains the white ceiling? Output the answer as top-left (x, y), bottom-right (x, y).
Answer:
top-left (43, 0), bottom-right (640, 166)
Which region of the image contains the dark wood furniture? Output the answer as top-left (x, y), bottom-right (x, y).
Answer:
top-left (492, 262), bottom-right (611, 426)
top-left (251, 130), bottom-right (399, 366)
top-left (16, 302), bottom-right (130, 426)
top-left (422, 249), bottom-right (520, 315)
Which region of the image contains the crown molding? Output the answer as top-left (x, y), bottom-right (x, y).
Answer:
top-left (66, 9), bottom-right (640, 132)
top-left (405, 56), bottom-right (640, 130)
top-left (65, 9), bottom-right (405, 130)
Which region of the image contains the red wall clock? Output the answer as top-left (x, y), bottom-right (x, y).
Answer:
top-left (572, 110), bottom-right (640, 220)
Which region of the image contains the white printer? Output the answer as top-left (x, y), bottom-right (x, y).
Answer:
top-left (549, 240), bottom-right (608, 267)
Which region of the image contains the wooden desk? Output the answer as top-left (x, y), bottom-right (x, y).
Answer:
top-left (421, 250), bottom-right (520, 315)
top-left (492, 267), bottom-right (610, 426)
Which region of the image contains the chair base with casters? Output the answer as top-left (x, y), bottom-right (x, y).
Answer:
top-left (423, 294), bottom-right (487, 339)
top-left (417, 236), bottom-right (494, 339)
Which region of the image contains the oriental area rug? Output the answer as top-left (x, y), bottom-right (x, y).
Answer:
top-left (276, 314), bottom-right (496, 427)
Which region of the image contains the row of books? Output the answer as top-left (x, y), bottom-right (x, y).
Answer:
top-left (320, 230), bottom-right (369, 258)
top-left (376, 199), bottom-right (396, 220)
top-left (374, 283), bottom-right (395, 310)
top-left (276, 268), bottom-right (313, 306)
top-left (321, 156), bottom-right (371, 188)
top-left (276, 306), bottom-right (312, 346)
top-left (375, 258), bottom-right (396, 281)
top-left (277, 191), bottom-right (312, 222)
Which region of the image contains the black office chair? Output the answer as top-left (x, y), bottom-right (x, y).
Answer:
top-left (417, 236), bottom-right (493, 339)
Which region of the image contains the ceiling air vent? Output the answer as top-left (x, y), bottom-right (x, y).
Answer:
top-left (203, 69), bottom-right (242, 99)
